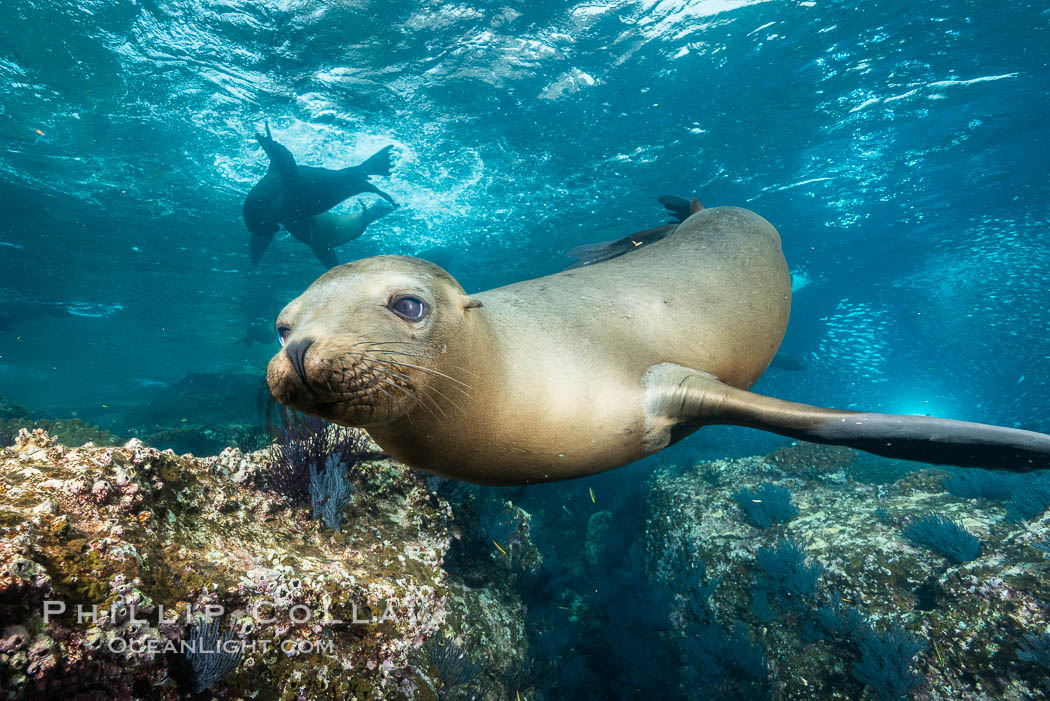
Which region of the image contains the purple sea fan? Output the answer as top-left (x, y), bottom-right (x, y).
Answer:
top-left (267, 410), bottom-right (369, 503)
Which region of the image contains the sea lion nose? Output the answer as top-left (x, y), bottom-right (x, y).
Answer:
top-left (284, 337), bottom-right (315, 386)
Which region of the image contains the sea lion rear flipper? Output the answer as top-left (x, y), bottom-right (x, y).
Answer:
top-left (644, 364), bottom-right (1050, 472)
top-left (255, 123), bottom-right (297, 180)
top-left (360, 181), bottom-right (397, 206)
top-left (356, 145), bottom-right (395, 178)
top-left (657, 195), bottom-right (703, 223)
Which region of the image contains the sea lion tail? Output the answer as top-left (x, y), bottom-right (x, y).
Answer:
top-left (357, 145), bottom-right (395, 177)
top-left (649, 365), bottom-right (1050, 472)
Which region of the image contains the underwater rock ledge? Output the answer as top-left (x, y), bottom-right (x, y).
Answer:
top-left (0, 429), bottom-right (529, 700)
top-left (647, 451), bottom-right (1050, 700)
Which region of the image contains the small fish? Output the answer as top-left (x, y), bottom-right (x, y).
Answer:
top-left (35, 128), bottom-right (44, 136)
top-left (180, 418), bottom-right (188, 423)
top-left (101, 404), bottom-right (110, 408)
top-left (589, 487), bottom-right (596, 503)
top-left (493, 541), bottom-right (507, 555)
top-left (561, 505), bottom-right (572, 516)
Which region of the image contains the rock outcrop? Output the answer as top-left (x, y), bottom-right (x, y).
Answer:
top-left (0, 429), bottom-right (531, 700)
top-left (647, 447), bottom-right (1050, 700)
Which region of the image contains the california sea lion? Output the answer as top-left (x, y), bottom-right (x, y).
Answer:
top-left (266, 205), bottom-right (1050, 485)
top-left (243, 124), bottom-right (397, 265)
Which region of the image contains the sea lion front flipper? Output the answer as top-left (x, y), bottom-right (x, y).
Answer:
top-left (249, 232), bottom-right (274, 265)
top-left (294, 216), bottom-right (340, 269)
top-left (562, 225), bottom-right (676, 270)
top-left (255, 123), bottom-right (297, 180)
top-left (563, 239), bottom-right (619, 269)
top-left (308, 238), bottom-right (338, 269)
top-left (643, 363), bottom-right (1050, 472)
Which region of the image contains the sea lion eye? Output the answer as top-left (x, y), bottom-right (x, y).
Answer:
top-left (389, 295), bottom-right (428, 322)
top-left (276, 325), bottom-right (291, 346)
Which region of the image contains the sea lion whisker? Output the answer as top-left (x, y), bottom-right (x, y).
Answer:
top-left (350, 344), bottom-right (482, 381)
top-left (368, 366), bottom-right (449, 422)
top-left (355, 340), bottom-right (415, 347)
top-left (364, 358), bottom-right (476, 404)
top-left (362, 361), bottom-right (459, 419)
top-left (369, 363), bottom-right (465, 418)
top-left (354, 343), bottom-right (440, 361)
top-left (370, 375), bottom-right (414, 419)
top-left (343, 350), bottom-right (476, 397)
top-left (366, 349), bottom-right (483, 379)
top-left (356, 364), bottom-right (406, 419)
top-left (364, 348), bottom-right (437, 361)
top-left (365, 374), bottom-right (397, 402)
top-left (362, 357), bottom-right (475, 392)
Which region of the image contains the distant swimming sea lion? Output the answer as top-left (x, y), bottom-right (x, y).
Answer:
top-left (243, 124), bottom-right (397, 267)
top-left (296, 202), bottom-right (395, 269)
top-left (237, 318), bottom-right (274, 346)
top-left (266, 204), bottom-right (1050, 485)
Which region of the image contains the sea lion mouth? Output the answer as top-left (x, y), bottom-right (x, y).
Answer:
top-left (267, 340), bottom-right (440, 427)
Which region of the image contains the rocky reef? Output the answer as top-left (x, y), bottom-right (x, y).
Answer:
top-left (130, 372), bottom-right (270, 456)
top-left (0, 396), bottom-right (121, 450)
top-left (0, 429), bottom-right (533, 700)
top-left (646, 445), bottom-right (1050, 700)
top-left (5, 411), bottom-right (1050, 701)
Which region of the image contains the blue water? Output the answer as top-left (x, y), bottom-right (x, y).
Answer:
top-left (3, 0), bottom-right (1048, 444)
top-left (3, 2), bottom-right (1050, 698)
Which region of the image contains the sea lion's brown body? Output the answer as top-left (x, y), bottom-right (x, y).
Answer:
top-left (268, 206), bottom-right (1050, 484)
top-left (370, 207), bottom-right (788, 482)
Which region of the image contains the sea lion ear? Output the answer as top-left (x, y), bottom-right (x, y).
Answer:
top-left (463, 297), bottom-right (483, 310)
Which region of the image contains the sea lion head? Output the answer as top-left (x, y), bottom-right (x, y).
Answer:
top-left (267, 255), bottom-right (483, 427)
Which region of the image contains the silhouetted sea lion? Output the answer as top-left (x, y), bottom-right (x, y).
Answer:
top-left (293, 201), bottom-right (395, 269)
top-left (266, 205), bottom-right (1050, 485)
top-left (243, 124), bottom-right (397, 265)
